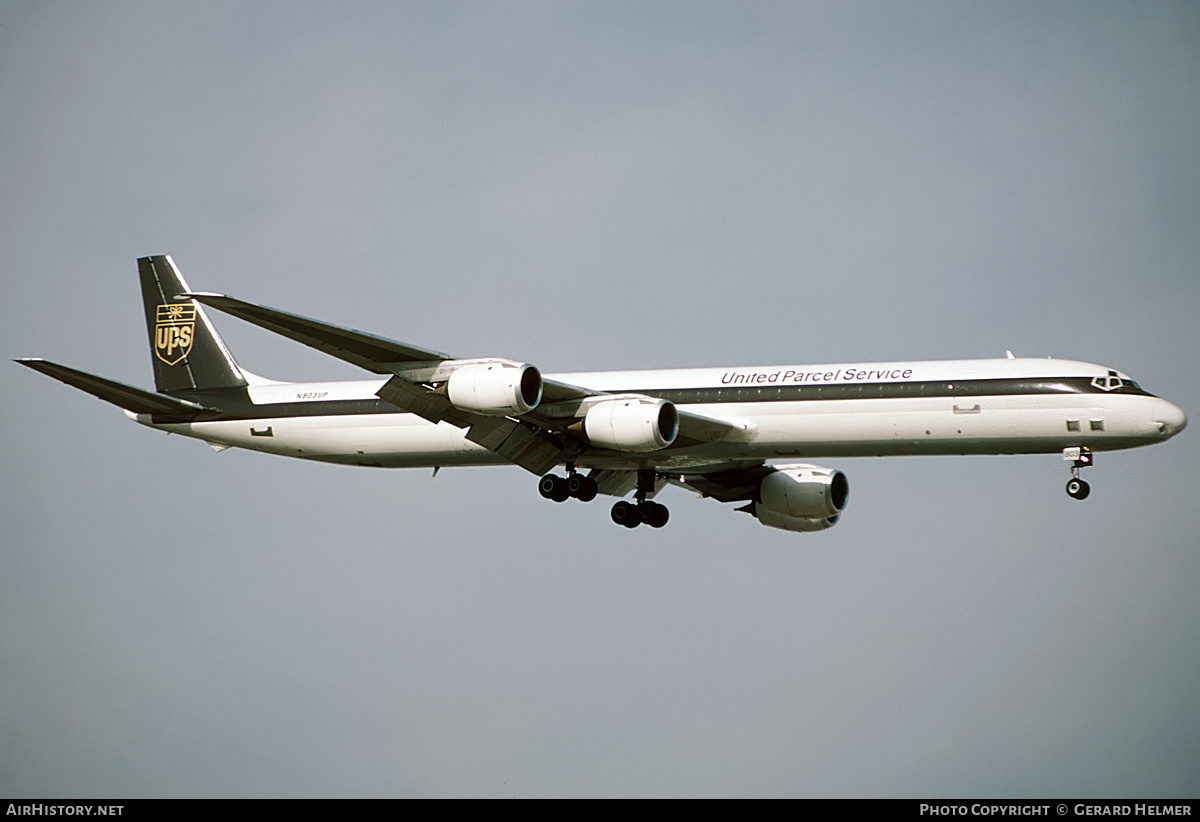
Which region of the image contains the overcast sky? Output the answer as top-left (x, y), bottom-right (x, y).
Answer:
top-left (2, 1), bottom-right (1198, 798)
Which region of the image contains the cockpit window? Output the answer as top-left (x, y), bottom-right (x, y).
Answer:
top-left (1091, 371), bottom-right (1124, 392)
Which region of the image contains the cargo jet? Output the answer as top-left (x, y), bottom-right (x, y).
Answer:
top-left (17, 256), bottom-right (1187, 532)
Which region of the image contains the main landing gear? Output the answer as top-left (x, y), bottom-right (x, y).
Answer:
top-left (612, 468), bottom-right (669, 529)
top-left (1063, 446), bottom-right (1093, 500)
top-left (610, 499), bottom-right (669, 529)
top-left (537, 468), bottom-right (670, 529)
top-left (538, 471), bottom-right (598, 502)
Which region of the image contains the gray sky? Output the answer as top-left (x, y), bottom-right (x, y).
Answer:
top-left (2, 1), bottom-right (1198, 798)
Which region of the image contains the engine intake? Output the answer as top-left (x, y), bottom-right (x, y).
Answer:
top-left (584, 398), bottom-right (679, 452)
top-left (447, 362), bottom-right (542, 416)
top-left (754, 464), bottom-right (849, 532)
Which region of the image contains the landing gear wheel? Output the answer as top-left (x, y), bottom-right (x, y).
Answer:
top-left (1066, 478), bottom-right (1091, 500)
top-left (567, 474), bottom-right (598, 502)
top-left (611, 500), bottom-right (642, 528)
top-left (639, 501), bottom-right (669, 528)
top-left (538, 473), bottom-right (570, 502)
top-left (1062, 447), bottom-right (1094, 501)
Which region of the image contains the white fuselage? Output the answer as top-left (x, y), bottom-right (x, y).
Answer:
top-left (134, 357), bottom-right (1187, 470)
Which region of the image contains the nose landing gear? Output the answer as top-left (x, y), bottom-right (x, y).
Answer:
top-left (1063, 446), bottom-right (1093, 500)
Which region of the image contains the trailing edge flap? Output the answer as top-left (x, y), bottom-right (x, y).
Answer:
top-left (375, 375), bottom-right (477, 428)
top-left (586, 469), bottom-right (666, 499)
top-left (375, 376), bottom-right (565, 475)
top-left (16, 358), bottom-right (214, 418)
top-left (185, 293), bottom-right (452, 374)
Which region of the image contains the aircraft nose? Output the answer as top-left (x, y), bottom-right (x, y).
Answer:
top-left (1153, 399), bottom-right (1187, 438)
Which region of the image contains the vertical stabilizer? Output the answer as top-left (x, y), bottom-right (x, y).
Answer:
top-left (138, 255), bottom-right (247, 393)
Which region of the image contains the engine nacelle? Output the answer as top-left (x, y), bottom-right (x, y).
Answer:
top-left (755, 508), bottom-right (842, 532)
top-left (754, 464), bottom-right (849, 532)
top-left (583, 398), bottom-right (679, 452)
top-left (446, 362), bottom-right (542, 416)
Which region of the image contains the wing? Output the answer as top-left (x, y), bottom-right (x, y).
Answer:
top-left (183, 292), bottom-right (452, 372)
top-left (188, 293), bottom-right (747, 473)
top-left (674, 462), bottom-right (775, 503)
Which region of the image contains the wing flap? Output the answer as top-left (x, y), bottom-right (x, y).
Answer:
top-left (375, 375), bottom-right (478, 428)
top-left (464, 418), bottom-right (565, 475)
top-left (585, 469), bottom-right (667, 499)
top-left (375, 376), bottom-right (565, 474)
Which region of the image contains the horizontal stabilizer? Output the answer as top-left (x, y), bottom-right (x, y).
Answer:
top-left (15, 358), bottom-right (214, 419)
top-left (186, 293), bottom-right (452, 373)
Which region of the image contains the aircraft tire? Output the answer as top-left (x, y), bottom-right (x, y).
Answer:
top-left (568, 474), bottom-right (598, 502)
top-left (611, 500), bottom-right (641, 528)
top-left (539, 473), bottom-right (570, 502)
top-left (640, 501), bottom-right (669, 528)
top-left (1066, 478), bottom-right (1091, 500)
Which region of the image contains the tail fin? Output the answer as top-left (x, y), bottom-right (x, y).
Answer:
top-left (138, 255), bottom-right (247, 393)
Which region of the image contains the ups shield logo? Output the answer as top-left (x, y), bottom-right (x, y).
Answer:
top-left (155, 303), bottom-right (195, 365)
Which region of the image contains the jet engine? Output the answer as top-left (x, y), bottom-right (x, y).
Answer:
top-left (753, 464), bottom-right (849, 532)
top-left (583, 398), bottom-right (679, 452)
top-left (446, 362), bottom-right (543, 416)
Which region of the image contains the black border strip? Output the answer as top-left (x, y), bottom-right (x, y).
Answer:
top-left (159, 376), bottom-right (1154, 424)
